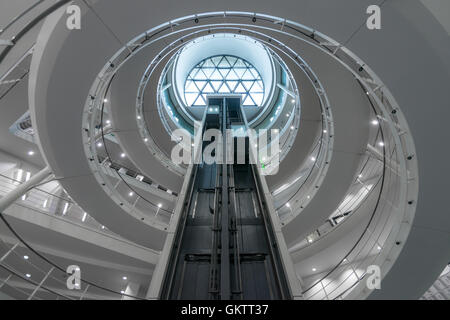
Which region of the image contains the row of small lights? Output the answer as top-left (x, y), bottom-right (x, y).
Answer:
top-left (282, 118), bottom-right (381, 209)
top-left (309, 244), bottom-right (383, 273)
top-left (21, 99), bottom-right (156, 282)
top-left (283, 117), bottom-right (385, 269)
top-left (15, 168), bottom-right (106, 229)
top-left (23, 111), bottom-right (382, 280)
top-left (371, 119), bottom-right (385, 147)
top-left (128, 191), bottom-right (163, 209)
top-left (22, 255), bottom-right (130, 292)
top-left (94, 134), bottom-right (166, 213)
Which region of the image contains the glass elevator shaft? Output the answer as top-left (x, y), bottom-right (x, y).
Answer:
top-left (160, 97), bottom-right (291, 300)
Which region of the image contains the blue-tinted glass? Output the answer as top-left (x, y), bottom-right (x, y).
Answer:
top-left (184, 55), bottom-right (264, 106)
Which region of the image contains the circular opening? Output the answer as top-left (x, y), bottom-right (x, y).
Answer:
top-left (184, 55), bottom-right (265, 107)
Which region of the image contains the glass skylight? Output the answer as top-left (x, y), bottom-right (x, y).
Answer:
top-left (184, 55), bottom-right (264, 107)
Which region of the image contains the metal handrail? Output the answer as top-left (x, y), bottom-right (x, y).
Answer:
top-left (0, 1), bottom-right (44, 36)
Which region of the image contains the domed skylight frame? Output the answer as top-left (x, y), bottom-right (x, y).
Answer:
top-left (184, 55), bottom-right (265, 107)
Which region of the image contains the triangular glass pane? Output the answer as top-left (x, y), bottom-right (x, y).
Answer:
top-left (235, 83), bottom-right (247, 93)
top-left (195, 81), bottom-right (207, 91)
top-left (193, 70), bottom-right (207, 80)
top-left (249, 68), bottom-right (260, 78)
top-left (243, 95), bottom-right (254, 106)
top-left (242, 81), bottom-right (255, 91)
top-left (193, 95), bottom-right (206, 106)
top-left (218, 69), bottom-right (229, 78)
top-left (234, 68), bottom-right (246, 79)
top-left (211, 56), bottom-right (222, 66)
top-left (253, 81), bottom-right (264, 92)
top-left (210, 69), bottom-right (222, 80)
top-left (226, 81), bottom-right (238, 92)
top-left (211, 81), bottom-right (223, 91)
top-left (185, 93), bottom-right (198, 106)
top-left (234, 59), bottom-right (246, 68)
top-left (218, 83), bottom-right (231, 93)
top-left (188, 68), bottom-right (200, 79)
top-left (203, 83), bottom-right (215, 93)
top-left (185, 81), bottom-right (198, 93)
top-left (203, 59), bottom-right (215, 68)
top-left (250, 82), bottom-right (263, 93)
top-left (226, 70), bottom-right (239, 80)
top-left (241, 70), bottom-right (254, 80)
top-left (226, 56), bottom-right (237, 67)
top-left (251, 93), bottom-right (264, 105)
top-left (202, 68), bottom-right (215, 78)
top-left (218, 57), bottom-right (231, 68)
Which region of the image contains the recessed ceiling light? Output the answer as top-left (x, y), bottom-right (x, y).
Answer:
top-left (358, 174), bottom-right (363, 178)
top-left (137, 116), bottom-right (141, 120)
top-left (285, 203), bottom-right (290, 208)
top-left (28, 151), bottom-right (35, 156)
top-left (311, 157), bottom-right (316, 161)
top-left (291, 126), bottom-right (295, 130)
top-left (120, 290), bottom-right (125, 294)
top-left (122, 276), bottom-right (127, 280)
top-left (307, 195), bottom-right (311, 199)
top-left (286, 114), bottom-right (290, 117)
top-left (106, 120), bottom-right (111, 124)
top-left (291, 99), bottom-right (295, 103)
top-left (120, 153), bottom-right (126, 158)
top-left (144, 138), bottom-right (148, 142)
top-left (371, 119), bottom-right (379, 125)
top-left (97, 142), bottom-right (103, 147)
top-left (23, 255), bottom-right (29, 260)
top-left (25, 274), bottom-right (31, 278)
top-left (323, 130), bottom-right (327, 133)
top-left (307, 238), bottom-right (313, 243)
top-left (158, 203), bottom-right (162, 208)
top-left (103, 98), bottom-right (108, 103)
top-left (377, 246), bottom-right (382, 250)
top-left (378, 141), bottom-right (385, 147)
top-left (312, 268), bottom-right (316, 272)
top-left (128, 192), bottom-right (134, 197)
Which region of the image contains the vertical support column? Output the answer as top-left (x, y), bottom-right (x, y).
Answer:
top-left (220, 99), bottom-right (230, 300)
top-left (0, 166), bottom-right (53, 212)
